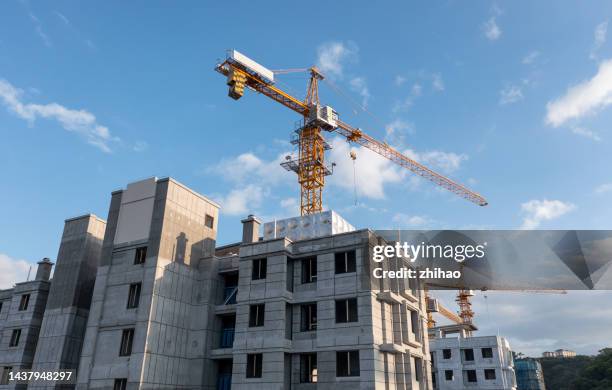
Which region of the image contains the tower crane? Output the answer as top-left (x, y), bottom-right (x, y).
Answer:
top-left (215, 50), bottom-right (488, 324)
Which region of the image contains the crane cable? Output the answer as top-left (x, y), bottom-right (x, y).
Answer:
top-left (350, 150), bottom-right (358, 206)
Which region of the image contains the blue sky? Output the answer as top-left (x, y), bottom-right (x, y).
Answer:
top-left (1, 1), bottom-right (612, 355)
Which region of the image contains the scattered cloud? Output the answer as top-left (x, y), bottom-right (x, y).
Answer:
top-left (384, 119), bottom-right (414, 148)
top-left (522, 50), bottom-right (540, 65)
top-left (206, 151), bottom-right (292, 185)
top-left (545, 59), bottom-right (612, 127)
top-left (328, 137), bottom-right (403, 199)
top-left (29, 13), bottom-right (51, 47)
top-left (393, 83), bottom-right (423, 112)
top-left (483, 17), bottom-right (501, 41)
top-left (520, 199), bottom-right (575, 229)
top-left (594, 183), bottom-right (612, 194)
top-left (404, 148), bottom-right (468, 174)
top-left (392, 213), bottom-right (434, 228)
top-left (432, 73), bottom-right (445, 91)
top-left (133, 141), bottom-right (149, 152)
top-left (394, 75), bottom-right (407, 86)
top-left (0, 253), bottom-right (34, 289)
top-left (349, 77), bottom-right (370, 107)
top-left (316, 41), bottom-right (357, 78)
top-left (0, 79), bottom-right (116, 152)
top-left (590, 20), bottom-right (608, 60)
top-left (215, 185), bottom-right (266, 216)
top-left (53, 10), bottom-right (96, 49)
top-left (499, 84), bottom-right (524, 105)
top-left (571, 126), bottom-right (601, 141)
top-left (280, 197), bottom-right (299, 216)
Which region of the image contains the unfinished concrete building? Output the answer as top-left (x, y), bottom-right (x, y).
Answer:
top-left (429, 324), bottom-right (516, 390)
top-left (1, 177), bottom-right (434, 390)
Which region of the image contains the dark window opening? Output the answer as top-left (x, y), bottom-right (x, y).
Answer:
top-left (113, 378), bottom-right (127, 390)
top-left (301, 257), bottom-right (317, 284)
top-left (443, 349), bottom-right (452, 359)
top-left (205, 214), bottom-right (215, 229)
top-left (18, 294), bottom-right (30, 311)
top-left (300, 303), bottom-right (317, 331)
top-left (463, 348), bottom-right (475, 361)
top-left (484, 369), bottom-right (496, 380)
top-left (1, 367), bottom-right (12, 385)
top-left (0, 302), bottom-right (3, 313)
top-left (466, 370), bottom-right (477, 383)
top-left (134, 246), bottom-right (147, 264)
top-left (220, 315), bottom-right (236, 348)
top-left (9, 329), bottom-right (21, 347)
top-left (249, 304), bottom-right (265, 327)
top-left (252, 258), bottom-right (267, 280)
top-left (119, 328), bottom-right (134, 356)
top-left (481, 347), bottom-right (493, 358)
top-left (246, 353), bottom-right (263, 378)
top-left (445, 370), bottom-right (454, 381)
top-left (336, 350), bottom-right (360, 377)
top-left (335, 250), bottom-right (356, 274)
top-left (335, 298), bottom-right (358, 323)
top-left (300, 353), bottom-right (318, 383)
top-left (414, 357), bottom-right (422, 382)
top-left (127, 283), bottom-right (141, 309)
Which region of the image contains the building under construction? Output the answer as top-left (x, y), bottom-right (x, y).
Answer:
top-left (0, 177), bottom-right (434, 390)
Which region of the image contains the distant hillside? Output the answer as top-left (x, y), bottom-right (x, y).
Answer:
top-left (539, 348), bottom-right (612, 390)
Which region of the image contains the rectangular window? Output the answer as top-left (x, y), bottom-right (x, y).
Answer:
top-left (113, 378), bottom-right (127, 390)
top-left (466, 370), bottom-right (477, 383)
top-left (300, 353), bottom-right (317, 383)
top-left (249, 304), bottom-right (265, 327)
top-left (134, 246), bottom-right (147, 264)
top-left (18, 294), bottom-right (30, 311)
top-left (301, 257), bottom-right (317, 284)
top-left (119, 328), bottom-right (134, 356)
top-left (246, 353), bottom-right (263, 378)
top-left (300, 303), bottom-right (317, 331)
top-left (252, 258), bottom-right (267, 280)
top-left (9, 329), bottom-right (21, 347)
top-left (414, 357), bottom-right (422, 382)
top-left (336, 350), bottom-right (360, 377)
top-left (0, 367), bottom-right (12, 385)
top-left (481, 347), bottom-right (493, 358)
top-left (463, 348), bottom-right (475, 361)
top-left (205, 214), bottom-right (214, 229)
top-left (0, 302), bottom-right (3, 313)
top-left (127, 283), bottom-right (142, 309)
top-left (335, 298), bottom-right (358, 323)
top-left (484, 369), bottom-right (496, 380)
top-left (445, 370), bottom-right (454, 381)
top-left (335, 250), bottom-right (356, 274)
top-left (443, 349), bottom-right (452, 359)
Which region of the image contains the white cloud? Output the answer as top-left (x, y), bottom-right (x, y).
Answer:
top-left (404, 149), bottom-right (468, 174)
top-left (133, 141), bottom-right (148, 152)
top-left (483, 17), bottom-right (501, 41)
top-left (384, 119), bottom-right (414, 148)
top-left (0, 254), bottom-right (34, 289)
top-left (522, 50), bottom-right (540, 65)
top-left (595, 183), bottom-right (612, 194)
top-left (432, 73), bottom-right (445, 91)
top-left (216, 185), bottom-right (266, 216)
top-left (280, 197), bottom-right (299, 216)
top-left (0, 79), bottom-right (116, 152)
top-left (520, 199), bottom-right (575, 229)
top-left (392, 213), bottom-right (433, 227)
top-left (207, 152), bottom-right (292, 185)
top-left (393, 83), bottom-right (423, 112)
top-left (546, 59), bottom-right (612, 127)
top-left (349, 77), bottom-right (370, 107)
top-left (571, 126), bottom-right (601, 141)
top-left (29, 13), bottom-right (51, 47)
top-left (328, 137), bottom-right (403, 199)
top-left (316, 41), bottom-right (357, 78)
top-left (591, 20), bottom-right (608, 60)
top-left (499, 85), bottom-right (524, 105)
top-left (394, 75), bottom-right (407, 86)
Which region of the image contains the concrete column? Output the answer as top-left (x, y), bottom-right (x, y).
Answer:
top-left (241, 214), bottom-right (261, 244)
top-left (35, 258), bottom-right (54, 281)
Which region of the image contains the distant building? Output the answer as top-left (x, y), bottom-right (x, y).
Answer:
top-left (542, 349), bottom-right (576, 358)
top-left (515, 358), bottom-right (546, 390)
top-left (429, 324), bottom-right (517, 390)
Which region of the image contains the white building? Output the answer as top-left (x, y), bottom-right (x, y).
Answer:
top-left (429, 324), bottom-right (516, 389)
